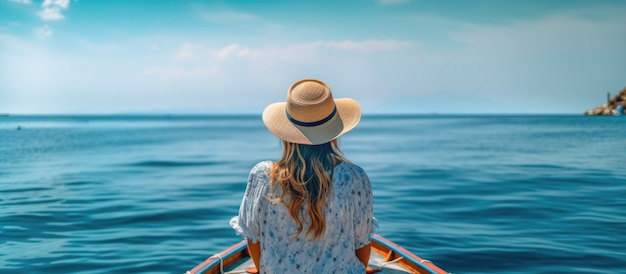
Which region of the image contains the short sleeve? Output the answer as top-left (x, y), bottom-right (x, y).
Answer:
top-left (352, 166), bottom-right (377, 249)
top-left (230, 161), bottom-right (271, 243)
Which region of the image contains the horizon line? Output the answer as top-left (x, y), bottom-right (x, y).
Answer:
top-left (0, 112), bottom-right (587, 116)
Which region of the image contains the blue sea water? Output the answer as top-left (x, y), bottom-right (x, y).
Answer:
top-left (1, 114), bottom-right (625, 274)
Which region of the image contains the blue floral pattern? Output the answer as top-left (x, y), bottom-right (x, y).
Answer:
top-left (230, 161), bottom-right (377, 274)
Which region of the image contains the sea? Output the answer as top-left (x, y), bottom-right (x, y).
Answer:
top-left (1, 114), bottom-right (625, 274)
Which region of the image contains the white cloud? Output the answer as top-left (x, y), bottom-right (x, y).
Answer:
top-left (155, 39), bottom-right (414, 84)
top-left (215, 43), bottom-right (240, 60)
top-left (38, 7), bottom-right (64, 20)
top-left (232, 40), bottom-right (412, 61)
top-left (174, 42), bottom-right (243, 61)
top-left (9, 0), bottom-right (32, 4)
top-left (42, 0), bottom-right (69, 9)
top-left (233, 43), bottom-right (320, 62)
top-left (39, 0), bottom-right (70, 21)
top-left (35, 25), bottom-right (52, 38)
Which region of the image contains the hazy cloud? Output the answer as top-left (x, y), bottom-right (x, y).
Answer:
top-left (155, 39), bottom-right (414, 84)
top-left (234, 40), bottom-right (412, 61)
top-left (8, 0), bottom-right (32, 4)
top-left (42, 0), bottom-right (69, 9)
top-left (214, 43), bottom-right (241, 60)
top-left (174, 42), bottom-right (204, 60)
top-left (321, 40), bottom-right (412, 51)
top-left (200, 10), bottom-right (258, 22)
top-left (379, 0), bottom-right (411, 6)
top-left (233, 43), bottom-right (320, 62)
top-left (173, 39), bottom-right (413, 64)
top-left (35, 25), bottom-right (52, 38)
top-left (144, 66), bottom-right (219, 79)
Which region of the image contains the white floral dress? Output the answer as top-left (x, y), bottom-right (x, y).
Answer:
top-left (230, 161), bottom-right (377, 274)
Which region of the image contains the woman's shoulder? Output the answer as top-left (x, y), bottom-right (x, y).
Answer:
top-left (335, 162), bottom-right (369, 189)
top-left (336, 161), bottom-right (368, 177)
top-left (249, 161), bottom-right (273, 181)
top-left (251, 160), bottom-right (273, 173)
top-left (246, 161), bottom-right (273, 190)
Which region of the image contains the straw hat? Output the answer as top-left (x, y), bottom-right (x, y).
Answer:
top-left (262, 79), bottom-right (361, 145)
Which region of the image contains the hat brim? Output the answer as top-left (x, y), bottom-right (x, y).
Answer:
top-left (262, 98), bottom-right (361, 145)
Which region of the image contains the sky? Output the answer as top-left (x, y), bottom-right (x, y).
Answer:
top-left (1, 0), bottom-right (625, 114)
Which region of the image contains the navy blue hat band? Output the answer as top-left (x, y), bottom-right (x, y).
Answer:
top-left (286, 106), bottom-right (337, 127)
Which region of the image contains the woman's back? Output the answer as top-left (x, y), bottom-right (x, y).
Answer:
top-left (231, 160), bottom-right (375, 273)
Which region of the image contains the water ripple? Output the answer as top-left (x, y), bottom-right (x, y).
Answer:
top-left (2, 115), bottom-right (625, 273)
top-left (126, 160), bottom-right (226, 168)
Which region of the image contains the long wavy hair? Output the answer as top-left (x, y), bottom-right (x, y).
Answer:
top-left (268, 139), bottom-right (348, 240)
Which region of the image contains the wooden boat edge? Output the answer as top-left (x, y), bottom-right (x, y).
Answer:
top-left (371, 234), bottom-right (448, 274)
top-left (187, 234), bottom-right (448, 274)
top-left (187, 240), bottom-right (248, 274)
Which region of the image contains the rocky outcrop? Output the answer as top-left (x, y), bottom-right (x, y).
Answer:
top-left (585, 87), bottom-right (626, 115)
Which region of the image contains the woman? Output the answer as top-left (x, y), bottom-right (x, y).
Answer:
top-left (230, 79), bottom-right (376, 273)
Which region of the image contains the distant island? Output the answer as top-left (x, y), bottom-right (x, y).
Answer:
top-left (585, 87), bottom-right (626, 115)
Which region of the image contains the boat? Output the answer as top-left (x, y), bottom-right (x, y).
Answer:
top-left (616, 105), bottom-right (624, 116)
top-left (186, 234), bottom-right (448, 274)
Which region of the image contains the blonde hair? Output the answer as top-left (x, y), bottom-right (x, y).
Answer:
top-left (268, 139), bottom-right (348, 239)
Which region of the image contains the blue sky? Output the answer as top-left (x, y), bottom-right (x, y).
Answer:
top-left (1, 0), bottom-right (625, 114)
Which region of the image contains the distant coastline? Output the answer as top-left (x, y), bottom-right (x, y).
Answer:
top-left (585, 87), bottom-right (626, 115)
